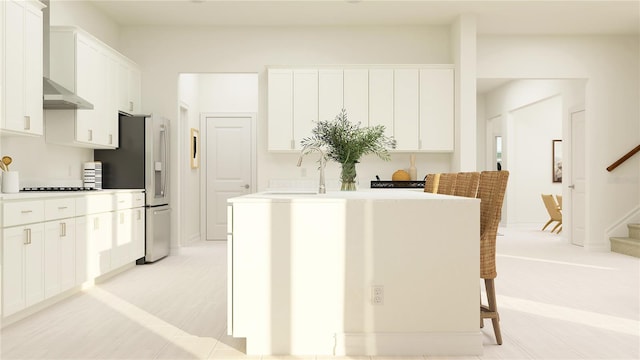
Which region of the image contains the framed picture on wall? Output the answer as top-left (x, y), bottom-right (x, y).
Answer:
top-left (552, 139), bottom-right (562, 183)
top-left (191, 128), bottom-right (200, 169)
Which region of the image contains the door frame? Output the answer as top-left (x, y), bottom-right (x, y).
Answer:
top-left (199, 112), bottom-right (257, 241)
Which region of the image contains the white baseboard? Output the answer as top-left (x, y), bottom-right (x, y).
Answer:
top-left (335, 331), bottom-right (482, 356)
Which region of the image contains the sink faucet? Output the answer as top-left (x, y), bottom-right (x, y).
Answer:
top-left (297, 146), bottom-right (327, 194)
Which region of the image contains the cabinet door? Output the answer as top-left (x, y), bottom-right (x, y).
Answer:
top-left (3, 0), bottom-right (25, 133)
top-left (24, 224), bottom-right (45, 308)
top-left (112, 208), bottom-right (133, 269)
top-left (59, 218), bottom-right (76, 292)
top-left (23, 2), bottom-right (43, 135)
top-left (117, 60), bottom-right (130, 112)
top-left (104, 54), bottom-right (119, 147)
top-left (44, 221), bottom-right (61, 299)
top-left (75, 216), bottom-right (88, 285)
top-left (133, 207), bottom-right (145, 260)
top-left (129, 65), bottom-right (141, 113)
top-left (343, 69), bottom-right (368, 125)
top-left (419, 68), bottom-right (454, 152)
top-left (267, 69), bottom-right (294, 150)
top-left (2, 227), bottom-right (26, 316)
top-left (394, 69), bottom-right (420, 150)
top-left (86, 213), bottom-right (112, 277)
top-left (318, 69), bottom-right (343, 122)
top-left (75, 35), bottom-right (96, 144)
top-left (292, 69), bottom-right (318, 149)
top-left (368, 69), bottom-right (394, 137)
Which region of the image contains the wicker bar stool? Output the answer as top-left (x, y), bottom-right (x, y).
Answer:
top-left (478, 170), bottom-right (509, 345)
top-left (436, 173), bottom-right (457, 195)
top-left (423, 174), bottom-right (436, 193)
top-left (453, 172), bottom-right (480, 198)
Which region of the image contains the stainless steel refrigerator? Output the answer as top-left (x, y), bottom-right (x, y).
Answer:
top-left (95, 113), bottom-right (170, 263)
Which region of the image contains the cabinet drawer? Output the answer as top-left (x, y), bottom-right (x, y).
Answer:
top-left (45, 198), bottom-right (76, 221)
top-left (132, 192), bottom-right (144, 208)
top-left (81, 194), bottom-right (114, 215)
top-left (3, 200), bottom-right (45, 227)
top-left (115, 193), bottom-right (133, 210)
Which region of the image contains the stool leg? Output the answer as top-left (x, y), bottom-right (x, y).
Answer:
top-left (485, 278), bottom-right (503, 345)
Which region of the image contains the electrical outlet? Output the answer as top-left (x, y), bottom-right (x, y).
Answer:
top-left (371, 285), bottom-right (384, 305)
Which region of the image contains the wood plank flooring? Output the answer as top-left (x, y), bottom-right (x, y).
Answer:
top-left (1, 227), bottom-right (639, 359)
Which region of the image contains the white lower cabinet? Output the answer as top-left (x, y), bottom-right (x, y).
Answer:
top-left (86, 212), bottom-right (113, 277)
top-left (2, 224), bottom-right (45, 317)
top-left (44, 218), bottom-right (76, 299)
top-left (1, 191), bottom-right (145, 320)
top-left (133, 207), bottom-right (145, 260)
top-left (112, 208), bottom-right (133, 270)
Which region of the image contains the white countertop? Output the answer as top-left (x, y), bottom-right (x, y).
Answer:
top-left (230, 189), bottom-right (479, 202)
top-left (0, 189), bottom-right (144, 200)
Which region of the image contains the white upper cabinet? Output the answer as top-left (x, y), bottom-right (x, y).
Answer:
top-left (318, 69), bottom-right (343, 122)
top-left (267, 69), bottom-right (294, 151)
top-left (45, 26), bottom-right (141, 149)
top-left (369, 69), bottom-right (394, 138)
top-left (394, 69), bottom-right (420, 151)
top-left (292, 69), bottom-right (318, 149)
top-left (267, 65), bottom-right (454, 152)
top-left (117, 56), bottom-right (142, 114)
top-left (343, 69), bottom-right (369, 125)
top-left (419, 68), bottom-right (454, 152)
top-left (1, 0), bottom-right (44, 136)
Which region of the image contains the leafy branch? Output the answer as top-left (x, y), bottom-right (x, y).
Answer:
top-left (300, 109), bottom-right (396, 164)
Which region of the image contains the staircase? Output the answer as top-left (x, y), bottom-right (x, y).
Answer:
top-left (610, 224), bottom-right (640, 258)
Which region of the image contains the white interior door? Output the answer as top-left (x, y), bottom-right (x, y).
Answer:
top-left (206, 116), bottom-right (252, 240)
top-left (570, 109), bottom-right (586, 246)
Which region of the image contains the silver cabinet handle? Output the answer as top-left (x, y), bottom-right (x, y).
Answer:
top-left (88, 129), bottom-right (93, 141)
top-left (129, 101), bottom-right (134, 112)
top-left (24, 115), bottom-right (31, 130)
top-left (58, 206), bottom-right (68, 210)
top-left (21, 210), bottom-right (33, 214)
top-left (109, 134), bottom-right (113, 145)
top-left (23, 228), bottom-right (30, 245)
top-left (60, 222), bottom-right (67, 237)
top-left (568, 185), bottom-right (575, 189)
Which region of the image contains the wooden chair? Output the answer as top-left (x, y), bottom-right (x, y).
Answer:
top-left (423, 174), bottom-right (436, 193)
top-left (541, 194), bottom-right (562, 233)
top-left (478, 170), bottom-right (509, 345)
top-left (453, 172), bottom-right (480, 198)
top-left (436, 173), bottom-right (457, 195)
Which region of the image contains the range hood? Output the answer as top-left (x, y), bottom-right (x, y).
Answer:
top-left (42, 0), bottom-right (93, 110)
top-left (43, 78), bottom-right (93, 110)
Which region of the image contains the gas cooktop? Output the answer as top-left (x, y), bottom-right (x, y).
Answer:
top-left (21, 187), bottom-right (100, 192)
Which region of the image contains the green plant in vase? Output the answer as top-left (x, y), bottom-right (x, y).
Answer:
top-left (301, 109), bottom-right (396, 191)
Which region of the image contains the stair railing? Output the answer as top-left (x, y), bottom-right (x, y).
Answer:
top-left (606, 144), bottom-right (640, 172)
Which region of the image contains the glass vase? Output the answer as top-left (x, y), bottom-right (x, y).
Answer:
top-left (340, 162), bottom-right (357, 191)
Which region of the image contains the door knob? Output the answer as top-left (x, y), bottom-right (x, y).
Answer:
top-left (242, 184), bottom-right (250, 189)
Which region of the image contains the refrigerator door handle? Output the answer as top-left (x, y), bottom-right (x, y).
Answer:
top-left (160, 124), bottom-right (168, 197)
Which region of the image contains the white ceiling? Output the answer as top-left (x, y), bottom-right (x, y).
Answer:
top-left (88, 0), bottom-right (640, 35)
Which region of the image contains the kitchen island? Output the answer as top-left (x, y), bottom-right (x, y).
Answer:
top-left (227, 190), bottom-right (481, 356)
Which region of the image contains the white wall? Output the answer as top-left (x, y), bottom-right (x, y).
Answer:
top-left (510, 95), bottom-right (563, 225)
top-left (178, 74), bottom-right (201, 246)
top-left (49, 0), bottom-right (120, 50)
top-left (478, 35), bottom-right (640, 249)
